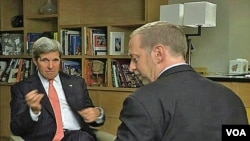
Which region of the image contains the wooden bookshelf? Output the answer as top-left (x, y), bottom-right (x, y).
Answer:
top-left (0, 0), bottom-right (169, 138)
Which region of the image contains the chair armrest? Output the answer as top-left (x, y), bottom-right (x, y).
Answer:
top-left (94, 130), bottom-right (116, 141)
top-left (9, 135), bottom-right (24, 141)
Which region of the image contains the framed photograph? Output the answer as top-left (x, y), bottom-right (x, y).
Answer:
top-left (109, 32), bottom-right (125, 55)
top-left (8, 68), bottom-right (18, 83)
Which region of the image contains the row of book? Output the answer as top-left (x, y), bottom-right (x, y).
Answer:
top-left (62, 59), bottom-right (143, 88)
top-left (60, 30), bottom-right (81, 55)
top-left (0, 59), bottom-right (83, 83)
top-left (0, 58), bottom-right (143, 88)
top-left (84, 28), bottom-right (126, 56)
top-left (84, 28), bottom-right (107, 56)
top-left (0, 30), bottom-right (125, 56)
top-left (0, 59), bottom-right (35, 83)
top-left (111, 60), bottom-right (143, 88)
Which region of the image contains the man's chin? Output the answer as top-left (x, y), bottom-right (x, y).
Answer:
top-left (141, 78), bottom-right (151, 85)
top-left (137, 75), bottom-right (151, 85)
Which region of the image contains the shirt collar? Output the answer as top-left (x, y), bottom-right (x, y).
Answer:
top-left (37, 71), bottom-right (60, 83)
top-left (159, 63), bottom-right (188, 76)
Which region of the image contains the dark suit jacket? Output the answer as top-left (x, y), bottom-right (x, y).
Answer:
top-left (10, 71), bottom-right (104, 141)
top-left (116, 65), bottom-right (248, 141)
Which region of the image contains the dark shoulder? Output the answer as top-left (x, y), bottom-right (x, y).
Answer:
top-left (11, 73), bottom-right (38, 88)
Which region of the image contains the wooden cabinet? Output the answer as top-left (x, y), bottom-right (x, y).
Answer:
top-left (89, 88), bottom-right (134, 134)
top-left (0, 84), bottom-right (12, 138)
top-left (219, 82), bottom-right (250, 123)
top-left (59, 0), bottom-right (165, 25)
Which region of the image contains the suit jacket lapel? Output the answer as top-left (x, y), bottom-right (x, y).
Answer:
top-left (59, 73), bottom-right (79, 111)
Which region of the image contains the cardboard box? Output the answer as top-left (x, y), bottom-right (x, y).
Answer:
top-left (229, 59), bottom-right (248, 74)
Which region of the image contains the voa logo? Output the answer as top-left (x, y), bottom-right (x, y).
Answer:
top-left (226, 129), bottom-right (246, 136)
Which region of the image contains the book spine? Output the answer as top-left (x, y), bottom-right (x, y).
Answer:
top-left (1, 59), bottom-right (15, 82)
top-left (22, 59), bottom-right (30, 79)
top-left (16, 59), bottom-right (24, 82)
top-left (75, 35), bottom-right (81, 55)
top-left (92, 33), bottom-right (107, 55)
top-left (116, 61), bottom-right (128, 87)
top-left (84, 60), bottom-right (93, 86)
top-left (86, 28), bottom-right (93, 55)
top-left (27, 33), bottom-right (43, 55)
top-left (111, 61), bottom-right (119, 87)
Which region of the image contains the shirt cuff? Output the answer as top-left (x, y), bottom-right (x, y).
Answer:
top-left (95, 107), bottom-right (104, 124)
top-left (29, 108), bottom-right (41, 121)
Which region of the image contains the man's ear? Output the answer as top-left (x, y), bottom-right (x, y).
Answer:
top-left (32, 58), bottom-right (37, 66)
top-left (152, 44), bottom-right (165, 63)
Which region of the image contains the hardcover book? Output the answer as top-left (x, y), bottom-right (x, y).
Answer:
top-left (8, 68), bottom-right (18, 83)
top-left (0, 61), bottom-right (7, 80)
top-left (16, 59), bottom-right (24, 82)
top-left (92, 29), bottom-right (107, 55)
top-left (27, 33), bottom-right (43, 55)
top-left (22, 59), bottom-right (31, 79)
top-left (118, 60), bottom-right (143, 88)
top-left (62, 60), bottom-right (81, 76)
top-left (1, 59), bottom-right (16, 82)
top-left (61, 30), bottom-right (80, 55)
top-left (69, 34), bottom-right (81, 55)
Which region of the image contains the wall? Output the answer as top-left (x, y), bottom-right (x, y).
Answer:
top-left (168, 0), bottom-right (250, 74)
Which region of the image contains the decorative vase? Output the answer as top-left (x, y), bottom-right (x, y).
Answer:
top-left (39, 0), bottom-right (57, 14)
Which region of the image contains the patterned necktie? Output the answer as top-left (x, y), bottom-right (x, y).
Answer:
top-left (49, 80), bottom-right (64, 141)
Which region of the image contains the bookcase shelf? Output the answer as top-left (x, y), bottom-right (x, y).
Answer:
top-left (0, 0), bottom-right (168, 137)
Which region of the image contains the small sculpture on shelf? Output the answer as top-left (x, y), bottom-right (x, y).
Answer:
top-left (91, 60), bottom-right (105, 87)
top-left (11, 15), bottom-right (23, 27)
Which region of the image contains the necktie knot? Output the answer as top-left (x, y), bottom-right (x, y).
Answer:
top-left (49, 79), bottom-right (54, 85)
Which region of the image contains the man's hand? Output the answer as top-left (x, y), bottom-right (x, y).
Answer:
top-left (78, 107), bottom-right (100, 123)
top-left (25, 89), bottom-right (44, 115)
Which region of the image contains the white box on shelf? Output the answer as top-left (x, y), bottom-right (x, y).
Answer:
top-left (229, 59), bottom-right (248, 74)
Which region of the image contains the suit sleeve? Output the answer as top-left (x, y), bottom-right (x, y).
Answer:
top-left (10, 84), bottom-right (38, 135)
top-left (79, 78), bottom-right (105, 126)
top-left (115, 96), bottom-right (156, 141)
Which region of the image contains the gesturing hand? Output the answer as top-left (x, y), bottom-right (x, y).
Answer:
top-left (25, 89), bottom-right (44, 115)
top-left (78, 107), bottom-right (100, 123)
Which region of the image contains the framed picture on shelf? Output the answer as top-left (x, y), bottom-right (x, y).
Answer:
top-left (109, 32), bottom-right (125, 55)
top-left (8, 68), bottom-right (18, 83)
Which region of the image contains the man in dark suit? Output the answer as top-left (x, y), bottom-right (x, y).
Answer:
top-left (10, 37), bottom-right (105, 141)
top-left (115, 21), bottom-right (248, 141)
